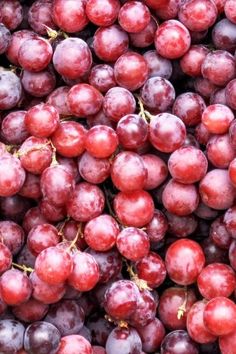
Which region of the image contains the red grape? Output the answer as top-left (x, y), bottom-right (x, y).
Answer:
top-left (118, 1), bottom-right (150, 33)
top-left (35, 246), bottom-right (73, 285)
top-left (114, 190), bottom-right (154, 227)
top-left (86, 0), bottom-right (120, 26)
top-left (155, 20), bottom-right (191, 59)
top-left (114, 51), bottom-right (148, 91)
top-left (200, 169), bottom-right (235, 210)
top-left (187, 301), bottom-right (217, 344)
top-left (53, 38), bottom-right (92, 80)
top-left (203, 296), bottom-right (236, 336)
top-left (165, 239), bottom-right (205, 285)
top-left (52, 0), bottom-right (88, 33)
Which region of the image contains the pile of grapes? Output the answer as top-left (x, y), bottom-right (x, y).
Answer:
top-left (1, 0), bottom-right (236, 353)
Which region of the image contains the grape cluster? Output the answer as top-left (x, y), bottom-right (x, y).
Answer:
top-left (0, 0), bottom-right (236, 353)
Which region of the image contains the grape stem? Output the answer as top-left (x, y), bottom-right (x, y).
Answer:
top-left (105, 315), bottom-right (129, 329)
top-left (57, 217), bottom-right (71, 240)
top-left (125, 259), bottom-right (152, 291)
top-left (67, 223), bottom-right (83, 251)
top-left (177, 287), bottom-right (188, 320)
top-left (12, 262), bottom-right (34, 273)
top-left (14, 141), bottom-right (51, 158)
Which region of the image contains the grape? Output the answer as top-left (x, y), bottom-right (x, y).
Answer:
top-left (137, 318), bottom-right (166, 353)
top-left (202, 104), bottom-right (234, 134)
top-left (0, 243), bottom-right (12, 275)
top-left (67, 83), bottom-right (103, 117)
top-left (0, 269), bottom-right (32, 306)
top-left (0, 70), bottom-right (22, 110)
top-left (51, 121), bottom-right (86, 158)
top-left (226, 79), bottom-right (236, 110)
top-left (146, 210), bottom-right (168, 242)
top-left (225, 0), bottom-right (236, 23)
top-left (142, 154), bottom-right (168, 190)
top-left (197, 263), bottom-right (236, 299)
top-left (155, 0), bottom-right (180, 20)
top-left (87, 248), bottom-right (122, 283)
top-left (66, 182), bottom-right (105, 222)
top-left (114, 190), bottom-right (154, 227)
top-left (172, 92), bottom-right (206, 126)
top-left (111, 151), bottom-right (147, 192)
top-left (207, 134), bottom-right (235, 168)
top-left (143, 50), bottom-right (173, 79)
top-left (114, 51), bottom-right (149, 91)
top-left (79, 151), bottom-right (111, 184)
top-left (88, 65), bottom-right (116, 93)
top-left (12, 298), bottom-right (49, 323)
top-left (85, 125), bottom-right (118, 158)
top-left (5, 29), bottom-right (37, 66)
top-left (212, 18), bottom-right (236, 51)
top-left (129, 289), bottom-right (157, 327)
top-left (44, 299), bottom-right (85, 336)
top-left (141, 78), bottom-right (176, 112)
top-left (0, 319), bottom-right (24, 354)
top-left (28, 0), bottom-right (56, 35)
top-left (46, 86), bottom-right (71, 116)
top-left (35, 246), bottom-right (73, 285)
top-left (162, 179), bottom-right (199, 216)
top-left (53, 38), bottom-right (92, 80)
top-left (178, 0), bottom-right (217, 32)
top-left (135, 252), bottom-right (166, 288)
top-left (106, 327), bottom-right (142, 354)
top-left (87, 313), bottom-right (114, 346)
top-left (25, 103), bottom-right (59, 138)
top-left (149, 113), bottom-right (186, 153)
top-left (194, 77), bottom-right (217, 99)
top-left (21, 69), bottom-right (56, 97)
top-left (165, 239), bottom-right (205, 285)
top-left (118, 1), bottom-right (150, 33)
top-left (0, 23), bottom-right (11, 54)
top-left (104, 280), bottom-right (139, 320)
top-left (203, 297), bottom-right (236, 336)
top-left (154, 20), bottom-right (191, 59)
top-left (129, 18), bottom-right (157, 48)
top-left (56, 335), bottom-right (92, 354)
top-left (0, 0), bottom-right (23, 30)
top-left (40, 165), bottom-right (75, 206)
top-left (116, 227), bottom-right (150, 261)
top-left (158, 287), bottom-right (197, 330)
top-left (68, 251), bottom-right (100, 291)
top-left (202, 50), bottom-right (235, 86)
top-left (103, 87), bottom-right (136, 122)
top-left (187, 301), bottom-right (217, 344)
top-left (0, 194), bottom-right (31, 224)
top-left (199, 169), bottom-right (235, 210)
top-left (2, 111), bottom-right (29, 145)
top-left (93, 25), bottom-right (129, 62)
top-left (180, 45), bottom-right (209, 77)
top-left (22, 207), bottom-right (48, 233)
top-left (86, 0), bottom-right (120, 26)
top-left (30, 271), bottom-right (66, 304)
top-left (52, 0), bottom-right (88, 33)
top-left (40, 199), bottom-right (66, 222)
top-left (220, 330), bottom-right (236, 354)
top-left (116, 114), bottom-right (148, 150)
top-left (210, 216), bottom-right (231, 249)
top-left (24, 321), bottom-right (61, 354)
top-left (160, 330), bottom-right (199, 354)
top-left (0, 154), bottom-right (26, 197)
top-left (166, 211), bottom-right (198, 238)
top-left (18, 37), bottom-right (53, 72)
top-left (18, 136), bottom-right (53, 175)
top-left (210, 87), bottom-right (227, 105)
top-left (84, 214), bottom-right (119, 251)
top-left (168, 146), bottom-right (208, 184)
top-left (27, 224), bottom-right (60, 256)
